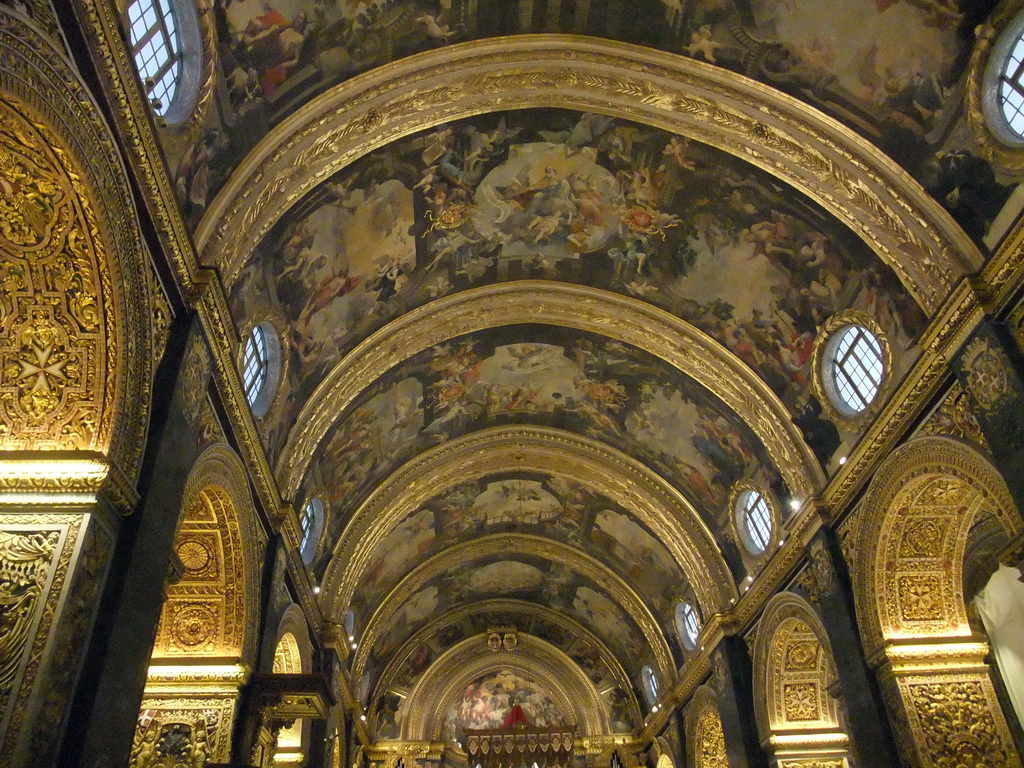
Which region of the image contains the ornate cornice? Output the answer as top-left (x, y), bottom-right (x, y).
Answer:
top-left (402, 633), bottom-right (610, 739)
top-left (277, 282), bottom-right (822, 504)
top-left (352, 532), bottom-right (674, 686)
top-left (200, 35), bottom-right (976, 316)
top-left (321, 426), bottom-right (736, 623)
top-left (371, 598), bottom-right (641, 730)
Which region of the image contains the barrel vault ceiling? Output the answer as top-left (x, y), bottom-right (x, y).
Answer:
top-left (147, 0), bottom-right (1004, 747)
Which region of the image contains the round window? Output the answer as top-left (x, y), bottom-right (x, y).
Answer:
top-left (823, 325), bottom-right (884, 416)
top-left (736, 489), bottom-right (772, 555)
top-left (241, 323), bottom-right (281, 417)
top-left (675, 602), bottom-right (700, 651)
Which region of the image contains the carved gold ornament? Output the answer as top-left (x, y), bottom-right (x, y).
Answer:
top-left (0, 11), bottom-right (163, 485)
top-left (200, 37), bottom-right (977, 319)
top-left (0, 103), bottom-right (106, 450)
top-left (960, 335), bottom-right (1014, 414)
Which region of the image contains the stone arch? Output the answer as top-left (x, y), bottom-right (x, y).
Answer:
top-left (852, 436), bottom-right (1022, 767)
top-left (153, 444), bottom-right (262, 660)
top-left (0, 8), bottom-right (161, 490)
top-left (684, 685), bottom-right (728, 768)
top-left (402, 633), bottom-right (609, 740)
top-left (132, 445), bottom-right (264, 766)
top-left (751, 592), bottom-right (849, 765)
top-left (854, 436), bottom-right (1019, 656)
top-left (323, 426), bottom-right (737, 626)
top-left (199, 37), bottom-right (977, 319)
top-left (278, 283), bottom-right (822, 507)
top-left (274, 603), bottom-right (313, 674)
top-left (273, 604), bottom-right (314, 763)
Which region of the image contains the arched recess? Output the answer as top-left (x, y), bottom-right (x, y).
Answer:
top-left (199, 36), bottom-right (976, 319)
top-left (402, 633), bottom-right (609, 740)
top-left (352, 532), bottom-right (674, 685)
top-left (322, 426), bottom-right (736, 623)
top-left (277, 283), bottom-right (822, 504)
top-left (853, 436), bottom-right (1023, 767)
top-left (0, 7), bottom-right (160, 484)
top-left (273, 604), bottom-right (314, 765)
top-left (131, 444), bottom-right (264, 765)
top-left (751, 592), bottom-right (850, 767)
top-left (371, 599), bottom-right (642, 736)
top-left (684, 685), bottom-right (728, 768)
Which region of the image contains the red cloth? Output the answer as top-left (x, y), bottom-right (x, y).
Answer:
top-left (503, 704), bottom-right (530, 729)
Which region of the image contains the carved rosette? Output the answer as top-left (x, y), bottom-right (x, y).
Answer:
top-left (0, 102), bottom-right (109, 450)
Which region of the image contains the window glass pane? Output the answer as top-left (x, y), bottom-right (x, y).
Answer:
top-left (1000, 31), bottom-right (1024, 138)
top-left (125, 0), bottom-right (181, 115)
top-left (831, 326), bottom-right (884, 413)
top-left (740, 491), bottom-right (771, 553)
top-left (243, 326), bottom-right (269, 406)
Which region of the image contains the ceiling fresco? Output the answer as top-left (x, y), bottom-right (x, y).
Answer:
top-left (373, 608), bottom-right (641, 738)
top-left (357, 550), bottom-right (655, 688)
top-left (230, 109), bottom-right (926, 469)
top-left (153, 1), bottom-right (1015, 748)
top-left (298, 326), bottom-right (787, 574)
top-left (185, 1), bottom-right (1007, 245)
top-left (345, 471), bottom-right (703, 653)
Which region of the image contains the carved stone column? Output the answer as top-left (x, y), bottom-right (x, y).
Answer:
top-left (801, 529), bottom-right (902, 768)
top-left (0, 477), bottom-right (121, 766)
top-left (872, 641), bottom-right (1022, 767)
top-left (713, 635), bottom-right (770, 768)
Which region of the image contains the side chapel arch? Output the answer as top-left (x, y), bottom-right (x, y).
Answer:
top-left (751, 592), bottom-right (850, 766)
top-left (684, 685), bottom-right (728, 768)
top-left (853, 436), bottom-right (1023, 767)
top-left (273, 604), bottom-right (314, 764)
top-left (131, 444), bottom-right (265, 766)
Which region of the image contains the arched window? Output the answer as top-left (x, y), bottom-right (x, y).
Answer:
top-left (299, 497), bottom-right (323, 564)
top-left (676, 602), bottom-right (701, 651)
top-left (642, 665), bottom-right (659, 705)
top-left (824, 325), bottom-right (884, 416)
top-left (241, 323), bottom-right (281, 417)
top-left (126, 0), bottom-right (181, 115)
top-left (736, 489), bottom-right (772, 555)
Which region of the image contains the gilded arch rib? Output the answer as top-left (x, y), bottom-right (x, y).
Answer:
top-left (277, 282), bottom-right (823, 504)
top-left (352, 533), bottom-right (675, 684)
top-left (200, 36), bottom-right (976, 317)
top-left (320, 425), bottom-right (737, 620)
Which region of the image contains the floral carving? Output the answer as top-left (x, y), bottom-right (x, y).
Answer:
top-left (898, 518), bottom-right (947, 559)
top-left (0, 101), bottom-right (108, 451)
top-left (908, 681), bottom-right (1016, 767)
top-left (784, 641), bottom-right (819, 672)
top-left (695, 705), bottom-right (727, 768)
top-left (0, 530), bottom-right (59, 722)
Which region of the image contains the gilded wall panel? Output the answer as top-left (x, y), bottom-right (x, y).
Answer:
top-left (0, 100), bottom-right (110, 452)
top-left (153, 487), bottom-right (247, 659)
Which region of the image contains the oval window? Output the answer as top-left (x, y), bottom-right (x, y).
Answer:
top-left (241, 323), bottom-right (281, 417)
top-left (736, 489), bottom-right (772, 555)
top-left (824, 325), bottom-right (884, 416)
top-left (675, 602), bottom-right (700, 651)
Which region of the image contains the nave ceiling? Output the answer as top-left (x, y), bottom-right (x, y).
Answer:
top-left (40, 0), bottom-right (1024, 754)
